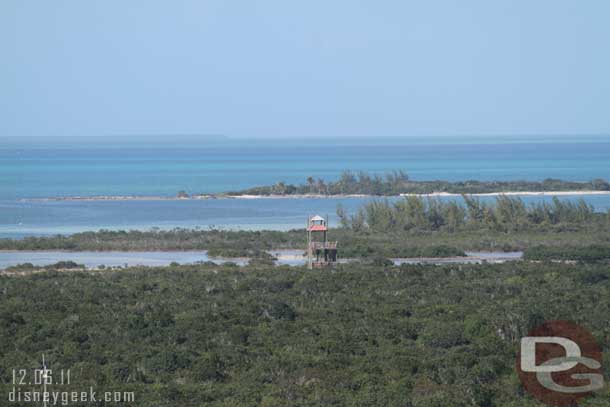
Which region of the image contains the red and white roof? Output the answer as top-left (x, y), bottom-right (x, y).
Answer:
top-left (308, 215), bottom-right (327, 231)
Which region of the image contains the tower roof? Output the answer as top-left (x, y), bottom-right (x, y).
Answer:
top-left (308, 214), bottom-right (327, 231)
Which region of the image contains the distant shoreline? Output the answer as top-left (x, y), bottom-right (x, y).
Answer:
top-left (23, 190), bottom-right (610, 202)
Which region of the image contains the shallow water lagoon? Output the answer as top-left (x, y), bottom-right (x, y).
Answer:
top-left (0, 250), bottom-right (523, 270)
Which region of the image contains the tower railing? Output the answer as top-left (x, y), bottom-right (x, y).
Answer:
top-left (309, 241), bottom-right (338, 250)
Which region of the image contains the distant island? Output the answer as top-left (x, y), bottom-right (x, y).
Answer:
top-left (31, 170), bottom-right (610, 201)
top-left (219, 170), bottom-right (610, 197)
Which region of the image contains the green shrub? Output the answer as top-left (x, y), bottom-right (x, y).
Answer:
top-left (524, 245), bottom-right (610, 261)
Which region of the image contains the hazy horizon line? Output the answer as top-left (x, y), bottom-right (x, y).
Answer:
top-left (3, 133), bottom-right (610, 143)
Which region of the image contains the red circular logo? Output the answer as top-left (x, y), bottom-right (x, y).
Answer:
top-left (516, 320), bottom-right (603, 406)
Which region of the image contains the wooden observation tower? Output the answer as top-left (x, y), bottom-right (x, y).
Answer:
top-left (307, 215), bottom-right (338, 269)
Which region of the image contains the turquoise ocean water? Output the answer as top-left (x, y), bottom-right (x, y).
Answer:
top-left (1, 136), bottom-right (609, 238)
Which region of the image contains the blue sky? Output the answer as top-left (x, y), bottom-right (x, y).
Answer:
top-left (1, 1), bottom-right (609, 139)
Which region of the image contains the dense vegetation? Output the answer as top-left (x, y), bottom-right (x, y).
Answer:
top-left (2, 194), bottom-right (608, 404)
top-left (1, 261), bottom-right (609, 406)
top-left (0, 229), bottom-right (301, 253)
top-left (223, 170), bottom-right (610, 196)
top-left (3, 260), bottom-right (84, 272)
top-left (523, 244), bottom-right (610, 262)
top-left (338, 195), bottom-right (604, 232)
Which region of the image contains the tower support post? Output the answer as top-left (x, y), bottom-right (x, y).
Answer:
top-left (307, 216), bottom-right (312, 269)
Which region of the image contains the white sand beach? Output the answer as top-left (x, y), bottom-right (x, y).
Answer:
top-left (28, 190), bottom-right (610, 202)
